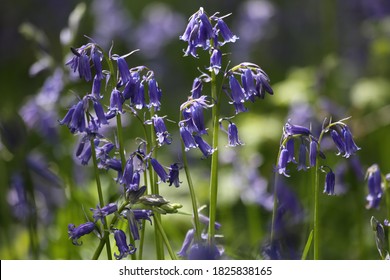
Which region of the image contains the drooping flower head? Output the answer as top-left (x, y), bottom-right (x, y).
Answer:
top-left (113, 229), bottom-right (136, 260)
top-left (68, 221), bottom-right (96, 245)
top-left (366, 164), bottom-right (383, 209)
top-left (90, 203), bottom-right (118, 224)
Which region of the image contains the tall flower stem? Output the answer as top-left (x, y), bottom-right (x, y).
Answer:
top-left (385, 179), bottom-right (390, 251)
top-left (148, 108), bottom-right (164, 260)
top-left (208, 71), bottom-right (220, 245)
top-left (181, 142), bottom-right (202, 241)
top-left (313, 154), bottom-right (320, 260)
top-left (89, 136), bottom-right (112, 260)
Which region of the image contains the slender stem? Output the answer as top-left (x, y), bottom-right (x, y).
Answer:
top-left (116, 114), bottom-right (126, 171)
top-left (270, 172), bottom-right (278, 244)
top-left (385, 180), bottom-right (390, 252)
top-left (208, 71), bottom-right (220, 245)
top-left (180, 112), bottom-right (201, 241)
top-left (313, 155), bottom-right (320, 260)
top-left (90, 136), bottom-right (112, 260)
top-left (92, 201), bottom-right (129, 259)
top-left (154, 215), bottom-right (178, 260)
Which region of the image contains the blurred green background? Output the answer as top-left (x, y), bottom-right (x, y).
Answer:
top-left (1, 0), bottom-right (390, 260)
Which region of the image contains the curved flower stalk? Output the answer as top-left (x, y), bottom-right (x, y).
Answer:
top-left (179, 7), bottom-right (274, 249)
top-left (272, 117), bottom-right (361, 259)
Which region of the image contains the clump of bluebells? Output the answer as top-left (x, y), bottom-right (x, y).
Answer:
top-left (61, 6), bottom-right (275, 260)
top-left (61, 40), bottom-right (184, 259)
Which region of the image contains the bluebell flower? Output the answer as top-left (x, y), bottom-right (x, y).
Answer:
top-left (228, 74), bottom-right (246, 104)
top-left (323, 169), bottom-right (336, 195)
top-left (214, 17), bottom-right (239, 46)
top-left (209, 48), bottom-right (222, 74)
top-left (150, 158), bottom-right (169, 183)
top-left (309, 140), bottom-right (317, 167)
top-left (91, 46), bottom-right (104, 80)
top-left (330, 129), bottom-right (346, 156)
top-left (254, 69), bottom-right (273, 97)
top-left (342, 126), bottom-right (360, 158)
top-left (120, 157), bottom-right (134, 187)
top-left (179, 124), bottom-right (198, 151)
top-left (191, 77), bottom-right (203, 99)
top-left (77, 140), bottom-right (93, 165)
top-left (113, 229), bottom-right (136, 260)
top-left (123, 72), bottom-right (140, 100)
top-left (194, 135), bottom-right (215, 158)
top-left (91, 75), bottom-right (102, 99)
top-left (286, 138), bottom-right (296, 163)
top-left (59, 98), bottom-right (87, 134)
top-left (241, 68), bottom-right (257, 101)
top-left (177, 229), bottom-right (195, 258)
top-left (92, 100), bottom-right (108, 125)
top-left (284, 121), bottom-right (311, 137)
top-left (168, 163), bottom-right (182, 187)
top-left (133, 209), bottom-right (153, 224)
top-left (366, 164), bottom-right (383, 209)
top-left (152, 115), bottom-right (171, 146)
top-left (90, 203), bottom-right (118, 223)
top-left (297, 142), bottom-right (307, 171)
top-left (109, 88), bottom-right (124, 114)
top-left (189, 102), bottom-right (208, 135)
top-left (115, 56), bottom-right (131, 85)
top-left (227, 122), bottom-right (243, 147)
top-left (276, 146), bottom-right (289, 177)
top-left (68, 221), bottom-right (95, 245)
top-left (180, 8), bottom-right (213, 57)
top-left (78, 53), bottom-right (92, 82)
top-left (148, 78), bottom-right (162, 111)
top-left (133, 83), bottom-right (146, 110)
top-left (126, 170), bottom-right (141, 192)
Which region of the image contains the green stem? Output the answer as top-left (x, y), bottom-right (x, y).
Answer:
top-left (208, 71), bottom-right (220, 245)
top-left (90, 137), bottom-right (112, 260)
top-left (154, 215), bottom-right (178, 260)
top-left (313, 155), bottom-right (320, 260)
top-left (385, 180), bottom-right (390, 253)
top-left (180, 113), bottom-right (201, 241)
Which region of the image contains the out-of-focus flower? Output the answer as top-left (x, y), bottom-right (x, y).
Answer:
top-left (366, 164), bottom-right (383, 209)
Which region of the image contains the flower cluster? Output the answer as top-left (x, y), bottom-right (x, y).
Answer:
top-left (276, 118), bottom-right (361, 195)
top-left (61, 40), bottom-right (184, 259)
